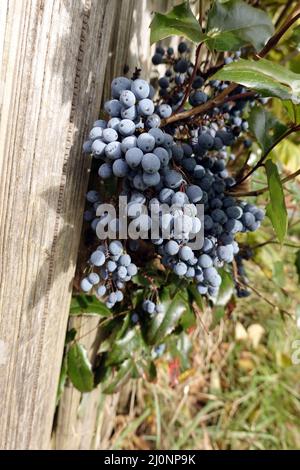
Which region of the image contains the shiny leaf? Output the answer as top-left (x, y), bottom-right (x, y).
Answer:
top-left (70, 295), bottom-right (111, 317)
top-left (249, 107), bottom-right (287, 153)
top-left (67, 344), bottom-right (94, 393)
top-left (143, 289), bottom-right (188, 345)
top-left (265, 160), bottom-right (288, 243)
top-left (213, 59), bottom-right (300, 102)
top-left (150, 1), bottom-right (204, 45)
top-left (206, 0), bottom-right (274, 52)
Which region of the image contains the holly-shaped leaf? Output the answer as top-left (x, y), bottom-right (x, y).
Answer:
top-left (249, 107), bottom-right (287, 153)
top-left (56, 356), bottom-right (68, 405)
top-left (143, 289), bottom-right (188, 345)
top-left (213, 59), bottom-right (300, 103)
top-left (215, 269), bottom-right (234, 307)
top-left (103, 359), bottom-right (135, 394)
top-left (188, 284), bottom-right (204, 310)
top-left (169, 331), bottom-right (193, 371)
top-left (70, 295), bottom-right (111, 317)
top-left (265, 160), bottom-right (288, 243)
top-left (106, 328), bottom-right (147, 366)
top-left (67, 343), bottom-right (94, 393)
top-left (150, 1), bottom-right (204, 45)
top-left (284, 101), bottom-right (300, 124)
top-left (206, 0), bottom-right (274, 52)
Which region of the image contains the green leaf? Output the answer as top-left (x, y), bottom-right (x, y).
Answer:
top-left (132, 289), bottom-right (144, 309)
top-left (106, 328), bottom-right (146, 366)
top-left (188, 284), bottom-right (204, 310)
top-left (65, 328), bottom-right (77, 344)
top-left (180, 303), bottom-right (196, 330)
top-left (249, 107), bottom-right (287, 153)
top-left (143, 289), bottom-right (188, 345)
top-left (216, 269), bottom-right (234, 306)
top-left (103, 359), bottom-right (135, 394)
top-left (284, 101), bottom-right (300, 124)
top-left (273, 261), bottom-right (285, 287)
top-left (93, 353), bottom-right (111, 386)
top-left (210, 306), bottom-right (225, 330)
top-left (295, 250), bottom-right (300, 283)
top-left (206, 0), bottom-right (274, 52)
top-left (147, 361), bottom-right (157, 382)
top-left (70, 295), bottom-right (111, 316)
top-left (67, 344), bottom-right (94, 393)
top-left (265, 160), bottom-right (287, 243)
top-left (132, 274), bottom-right (151, 287)
top-left (150, 1), bottom-right (204, 45)
top-left (136, 358), bottom-right (158, 382)
top-left (98, 316), bottom-right (128, 353)
top-left (213, 59), bottom-right (300, 102)
top-left (56, 356), bottom-right (68, 406)
top-left (176, 331), bottom-right (192, 370)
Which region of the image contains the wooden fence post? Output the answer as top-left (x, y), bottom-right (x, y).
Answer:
top-left (0, 0), bottom-right (190, 451)
top-left (53, 0), bottom-right (136, 450)
top-left (0, 0), bottom-right (121, 450)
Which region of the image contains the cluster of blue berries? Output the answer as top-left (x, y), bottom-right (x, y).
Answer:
top-left (83, 76), bottom-right (176, 188)
top-left (80, 41), bottom-right (265, 310)
top-left (142, 299), bottom-right (163, 314)
top-left (152, 151), bottom-right (264, 296)
top-left (80, 240), bottom-right (137, 309)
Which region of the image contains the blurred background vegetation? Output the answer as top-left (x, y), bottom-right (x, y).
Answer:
top-left (101, 0), bottom-right (300, 450)
top-left (108, 235), bottom-right (300, 449)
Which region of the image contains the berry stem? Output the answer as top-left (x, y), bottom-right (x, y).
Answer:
top-left (178, 42), bottom-right (203, 112)
top-left (229, 167), bottom-right (300, 197)
top-left (161, 8), bottom-right (300, 127)
top-left (258, 3), bottom-right (300, 58)
top-left (161, 83), bottom-right (238, 126)
top-left (232, 125), bottom-right (300, 189)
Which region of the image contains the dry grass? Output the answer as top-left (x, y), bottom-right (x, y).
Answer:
top-left (108, 247), bottom-right (300, 450)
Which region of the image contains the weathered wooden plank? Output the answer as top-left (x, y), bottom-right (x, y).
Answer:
top-left (52, 0), bottom-right (189, 450)
top-left (53, 0), bottom-right (136, 450)
top-left (0, 0), bottom-right (119, 450)
top-left (52, 315), bottom-right (101, 450)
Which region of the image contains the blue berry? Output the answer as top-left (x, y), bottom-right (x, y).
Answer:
top-left (120, 89), bottom-right (136, 107)
top-left (88, 273), bottom-right (100, 285)
top-left (90, 250), bottom-right (106, 267)
top-left (111, 76), bottom-right (131, 98)
top-left (98, 163), bottom-right (113, 179)
top-left (138, 99), bottom-right (155, 116)
top-left (97, 285), bottom-right (106, 297)
top-left (158, 104), bottom-right (172, 118)
top-left (142, 153), bottom-right (161, 174)
top-left (81, 278), bottom-right (93, 292)
top-left (112, 159), bottom-right (129, 177)
top-left (125, 147), bottom-right (143, 168)
top-left (131, 79), bottom-right (150, 99)
top-left (119, 119), bottom-right (136, 136)
top-left (137, 133), bottom-right (156, 152)
top-left (104, 99), bottom-right (122, 117)
top-left (174, 262), bottom-right (188, 276)
top-left (152, 53), bottom-right (163, 65)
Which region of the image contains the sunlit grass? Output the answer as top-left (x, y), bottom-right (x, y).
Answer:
top-left (109, 244), bottom-right (300, 450)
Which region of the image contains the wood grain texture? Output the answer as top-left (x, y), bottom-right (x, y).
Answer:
top-left (53, 0), bottom-right (187, 451)
top-left (52, 315), bottom-right (101, 450)
top-left (53, 314), bottom-right (121, 450)
top-left (0, 0), bottom-right (118, 450)
top-left (53, 0), bottom-right (136, 450)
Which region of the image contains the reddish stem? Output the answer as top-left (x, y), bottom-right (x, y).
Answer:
top-left (178, 43), bottom-right (203, 112)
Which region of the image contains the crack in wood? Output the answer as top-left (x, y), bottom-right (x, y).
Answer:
top-left (26, 0), bottom-right (92, 448)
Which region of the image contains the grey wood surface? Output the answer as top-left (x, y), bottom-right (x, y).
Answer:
top-left (0, 0), bottom-right (120, 449)
top-left (0, 0), bottom-right (188, 450)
